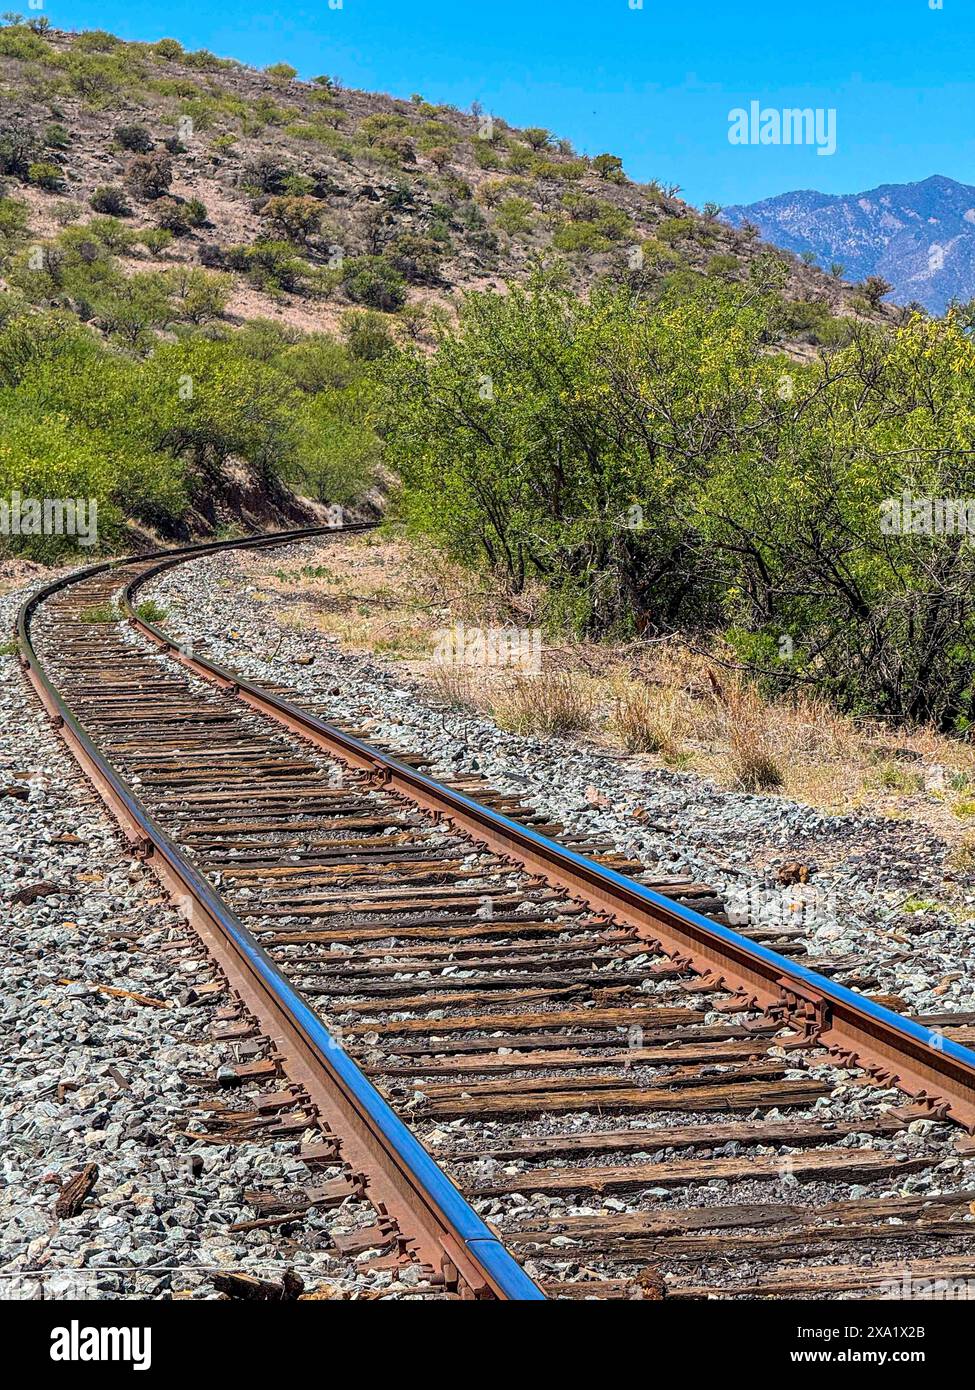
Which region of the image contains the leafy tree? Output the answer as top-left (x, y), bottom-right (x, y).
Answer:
top-left (522, 127), bottom-right (551, 150)
top-left (861, 275), bottom-right (893, 307)
top-left (262, 194), bottom-right (323, 244)
top-left (146, 337), bottom-right (299, 494)
top-left (592, 152), bottom-right (624, 181)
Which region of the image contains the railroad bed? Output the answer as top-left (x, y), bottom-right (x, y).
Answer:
top-left (18, 530), bottom-right (975, 1300)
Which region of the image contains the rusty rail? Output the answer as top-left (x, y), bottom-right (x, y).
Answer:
top-left (121, 531), bottom-right (975, 1134)
top-left (16, 521), bottom-right (975, 1305)
top-left (17, 525), bottom-right (544, 1301)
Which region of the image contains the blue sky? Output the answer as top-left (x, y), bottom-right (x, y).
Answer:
top-left (45, 0), bottom-right (975, 208)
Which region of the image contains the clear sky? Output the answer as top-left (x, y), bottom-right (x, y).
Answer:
top-left (45, 0), bottom-right (975, 209)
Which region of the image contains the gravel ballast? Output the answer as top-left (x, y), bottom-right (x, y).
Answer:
top-left (0, 579), bottom-right (436, 1301)
top-left (145, 539), bottom-right (975, 1023)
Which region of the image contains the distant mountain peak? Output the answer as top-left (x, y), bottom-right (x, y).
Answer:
top-left (723, 175), bottom-right (975, 312)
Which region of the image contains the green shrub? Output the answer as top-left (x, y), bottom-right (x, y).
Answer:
top-left (707, 253), bottom-right (739, 280)
top-left (160, 265), bottom-right (231, 323)
top-left (0, 121), bottom-right (41, 178)
top-left (0, 197), bottom-right (29, 254)
top-left (552, 221), bottom-right (611, 253)
top-left (533, 159), bottom-right (585, 181)
top-left (340, 309), bottom-right (394, 360)
top-left (592, 152), bottom-right (625, 181)
top-left (114, 122), bottom-right (154, 153)
top-left (387, 233), bottom-right (444, 284)
top-left (27, 161), bottom-right (62, 191)
top-left (341, 255), bottom-right (407, 312)
top-left (0, 24), bottom-right (51, 61)
top-left (90, 185), bottom-right (131, 216)
top-left (226, 238), bottom-right (307, 294)
top-left (86, 216), bottom-right (139, 252)
top-left (262, 194), bottom-right (323, 244)
top-left (138, 226), bottom-right (174, 255)
top-left (153, 38), bottom-right (184, 61)
top-left (657, 216), bottom-right (697, 245)
top-left (495, 197), bottom-right (534, 235)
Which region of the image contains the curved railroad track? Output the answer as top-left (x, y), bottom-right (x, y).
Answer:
top-left (15, 524), bottom-right (975, 1301)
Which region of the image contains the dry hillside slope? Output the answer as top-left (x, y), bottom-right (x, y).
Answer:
top-left (0, 24), bottom-right (895, 340)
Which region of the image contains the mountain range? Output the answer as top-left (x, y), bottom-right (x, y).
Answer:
top-left (723, 174), bottom-right (975, 313)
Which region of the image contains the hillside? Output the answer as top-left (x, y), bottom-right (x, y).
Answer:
top-left (0, 23), bottom-right (891, 342)
top-left (723, 174), bottom-right (975, 315)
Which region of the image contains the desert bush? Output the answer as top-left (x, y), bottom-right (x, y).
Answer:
top-left (341, 255), bottom-right (407, 312)
top-left (262, 194), bottom-right (323, 244)
top-left (340, 309), bottom-right (394, 360)
top-left (592, 152), bottom-right (625, 181)
top-left (265, 62), bottom-right (297, 82)
top-left (226, 238), bottom-right (306, 294)
top-left (90, 185), bottom-right (131, 216)
top-left (27, 161), bottom-right (62, 191)
top-left (552, 221), bottom-right (611, 253)
top-left (124, 152), bottom-right (173, 200)
top-left (241, 154), bottom-right (290, 194)
top-left (161, 265), bottom-right (231, 323)
top-left (0, 196), bottom-right (29, 254)
top-left (387, 232), bottom-right (444, 285)
top-left (114, 122), bottom-right (154, 153)
top-left (495, 196), bottom-right (534, 235)
top-left (138, 226), bottom-right (174, 255)
top-left (153, 38), bottom-right (184, 61)
top-left (153, 197), bottom-right (192, 235)
top-left (0, 121), bottom-right (41, 178)
top-left (44, 123), bottom-right (70, 150)
top-left (0, 23), bottom-right (50, 61)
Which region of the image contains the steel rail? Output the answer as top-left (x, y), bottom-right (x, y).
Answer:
top-left (16, 524), bottom-right (544, 1302)
top-left (120, 532), bottom-right (975, 1134)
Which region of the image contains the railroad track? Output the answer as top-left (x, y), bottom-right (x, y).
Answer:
top-left (16, 524), bottom-right (975, 1301)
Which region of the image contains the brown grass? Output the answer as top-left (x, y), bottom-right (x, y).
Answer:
top-left (609, 679), bottom-right (691, 759)
top-left (239, 531), bottom-right (975, 837)
top-left (490, 671), bottom-right (596, 736)
top-left (702, 677), bottom-right (783, 791)
top-left (429, 664), bottom-right (476, 709)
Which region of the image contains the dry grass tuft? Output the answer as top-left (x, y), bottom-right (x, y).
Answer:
top-left (429, 664), bottom-right (476, 709)
top-left (947, 835), bottom-right (975, 873)
top-left (490, 671), bottom-right (596, 736)
top-left (610, 680), bottom-right (691, 759)
top-left (714, 678), bottom-right (785, 792)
